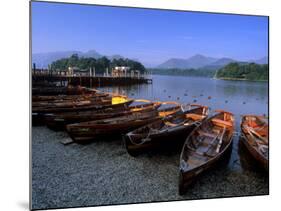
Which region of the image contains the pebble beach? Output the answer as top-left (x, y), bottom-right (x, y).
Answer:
top-left (32, 126), bottom-right (268, 210)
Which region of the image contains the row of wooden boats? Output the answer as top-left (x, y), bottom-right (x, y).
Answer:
top-left (32, 85), bottom-right (94, 96)
top-left (32, 87), bottom-right (134, 125)
top-left (32, 86), bottom-right (269, 194)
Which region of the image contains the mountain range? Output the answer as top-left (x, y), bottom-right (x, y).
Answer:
top-left (32, 50), bottom-right (125, 68)
top-left (157, 54), bottom-right (268, 69)
top-left (32, 50), bottom-right (268, 69)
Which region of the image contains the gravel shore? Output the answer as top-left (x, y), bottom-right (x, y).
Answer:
top-left (32, 126), bottom-right (268, 210)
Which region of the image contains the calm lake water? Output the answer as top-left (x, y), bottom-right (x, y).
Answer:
top-left (98, 75), bottom-right (268, 124)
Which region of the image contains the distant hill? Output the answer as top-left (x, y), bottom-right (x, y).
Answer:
top-left (32, 50), bottom-right (268, 70)
top-left (185, 54), bottom-right (218, 68)
top-left (33, 51), bottom-right (79, 68)
top-left (157, 54), bottom-right (217, 69)
top-left (157, 54), bottom-right (268, 69)
top-left (80, 50), bottom-right (103, 58)
top-left (251, 56), bottom-right (268, 64)
top-left (32, 50), bottom-right (128, 68)
top-left (210, 57), bottom-right (236, 66)
top-left (32, 50), bottom-right (104, 68)
top-left (157, 58), bottom-right (192, 69)
top-left (108, 54), bottom-right (125, 60)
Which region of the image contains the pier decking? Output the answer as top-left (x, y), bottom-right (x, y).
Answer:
top-left (32, 72), bottom-right (152, 87)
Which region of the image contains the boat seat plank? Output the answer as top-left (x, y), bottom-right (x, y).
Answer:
top-left (165, 121), bottom-right (178, 127)
top-left (187, 143), bottom-right (216, 158)
top-left (211, 118), bottom-right (232, 128)
top-left (186, 113), bottom-right (204, 121)
top-left (197, 130), bottom-right (217, 138)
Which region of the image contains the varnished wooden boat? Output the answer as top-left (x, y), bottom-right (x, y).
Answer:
top-left (32, 92), bottom-right (108, 102)
top-left (32, 92), bottom-right (110, 108)
top-left (66, 102), bottom-right (181, 143)
top-left (124, 104), bottom-right (209, 156)
top-left (45, 100), bottom-right (162, 131)
top-left (157, 101), bottom-right (181, 117)
top-left (32, 95), bottom-right (133, 113)
top-left (32, 85), bottom-right (95, 96)
top-left (66, 110), bottom-right (161, 143)
top-left (32, 95), bottom-right (133, 126)
top-left (240, 115), bottom-right (268, 170)
top-left (33, 99), bottom-right (97, 109)
top-left (179, 110), bottom-right (235, 194)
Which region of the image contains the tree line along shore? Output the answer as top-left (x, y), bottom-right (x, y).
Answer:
top-left (50, 54), bottom-right (146, 74)
top-left (149, 62), bottom-right (268, 81)
top-left (46, 54), bottom-right (268, 82)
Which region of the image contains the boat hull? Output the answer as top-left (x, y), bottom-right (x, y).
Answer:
top-left (66, 116), bottom-right (161, 144)
top-left (45, 103), bottom-right (160, 131)
top-left (240, 115), bottom-right (268, 171)
top-left (179, 141), bottom-right (232, 195)
top-left (240, 131), bottom-right (268, 171)
top-left (32, 86), bottom-right (95, 96)
top-left (124, 123), bottom-right (196, 156)
top-left (32, 100), bottom-right (134, 126)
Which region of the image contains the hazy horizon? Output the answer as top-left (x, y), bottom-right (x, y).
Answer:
top-left (32, 49), bottom-right (268, 68)
top-left (32, 2), bottom-right (268, 67)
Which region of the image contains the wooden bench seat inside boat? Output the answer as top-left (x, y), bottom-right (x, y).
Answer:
top-left (186, 113), bottom-right (205, 121)
top-left (211, 118), bottom-right (233, 128)
top-left (187, 145), bottom-right (215, 159)
top-left (165, 121), bottom-right (178, 127)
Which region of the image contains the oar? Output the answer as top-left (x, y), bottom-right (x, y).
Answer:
top-left (246, 128), bottom-right (268, 155)
top-left (202, 132), bottom-right (221, 155)
top-left (201, 128), bottom-right (223, 156)
top-left (215, 126), bottom-right (226, 153)
top-left (245, 126), bottom-right (268, 144)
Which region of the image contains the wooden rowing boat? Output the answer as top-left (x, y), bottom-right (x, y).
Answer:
top-left (66, 110), bottom-right (161, 143)
top-left (66, 102), bottom-right (181, 143)
top-left (157, 101), bottom-right (181, 117)
top-left (33, 99), bottom-right (96, 109)
top-left (32, 92), bottom-right (108, 102)
top-left (32, 92), bottom-right (110, 108)
top-left (179, 110), bottom-right (235, 194)
top-left (124, 104), bottom-right (209, 156)
top-left (45, 100), bottom-right (162, 131)
top-left (32, 95), bottom-right (133, 126)
top-left (32, 95), bottom-right (133, 113)
top-left (240, 115), bottom-right (268, 170)
top-left (32, 85), bottom-right (96, 96)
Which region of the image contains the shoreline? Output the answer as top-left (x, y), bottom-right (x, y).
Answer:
top-left (151, 74), bottom-right (268, 82)
top-left (213, 77), bottom-right (268, 82)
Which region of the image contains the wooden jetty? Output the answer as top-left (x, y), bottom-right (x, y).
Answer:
top-left (32, 68), bottom-right (152, 87)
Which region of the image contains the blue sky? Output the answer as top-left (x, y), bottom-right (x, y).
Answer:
top-left (32, 1), bottom-right (268, 66)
